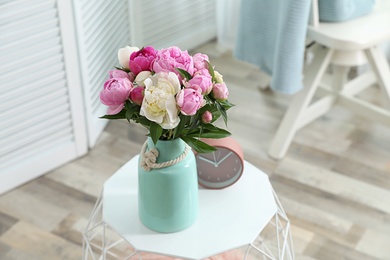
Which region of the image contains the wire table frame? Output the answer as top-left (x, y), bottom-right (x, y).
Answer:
top-left (83, 188), bottom-right (294, 260)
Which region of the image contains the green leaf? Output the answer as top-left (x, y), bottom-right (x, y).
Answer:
top-left (124, 101), bottom-right (132, 122)
top-left (202, 123), bottom-right (218, 131)
top-left (134, 116), bottom-right (150, 126)
top-left (99, 109), bottom-right (126, 119)
top-left (188, 114), bottom-right (200, 130)
top-left (149, 122), bottom-right (163, 144)
top-left (114, 66), bottom-right (130, 73)
top-left (215, 101), bottom-right (228, 126)
top-left (198, 103), bottom-right (217, 115)
top-left (199, 122), bottom-right (204, 136)
top-left (206, 61), bottom-right (215, 82)
top-left (220, 100), bottom-right (235, 110)
top-left (187, 125), bottom-right (231, 139)
top-left (123, 100), bottom-right (140, 122)
top-left (203, 129), bottom-right (231, 139)
top-left (125, 110), bottom-right (134, 122)
top-left (181, 136), bottom-right (216, 153)
top-left (175, 68), bottom-right (192, 81)
top-left (197, 104), bottom-right (223, 124)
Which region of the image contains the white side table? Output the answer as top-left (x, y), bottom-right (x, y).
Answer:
top-left (83, 156), bottom-right (294, 260)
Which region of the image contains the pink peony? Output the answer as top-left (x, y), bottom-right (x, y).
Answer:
top-left (130, 86), bottom-right (145, 105)
top-left (201, 111), bottom-right (212, 123)
top-left (152, 46), bottom-right (194, 79)
top-left (109, 69), bottom-right (132, 80)
top-left (212, 83), bottom-right (229, 101)
top-left (193, 53), bottom-right (209, 71)
top-left (176, 88), bottom-right (203, 116)
top-left (194, 68), bottom-right (212, 78)
top-left (129, 46), bottom-right (157, 75)
top-left (186, 74), bottom-right (213, 95)
top-left (100, 77), bottom-right (133, 114)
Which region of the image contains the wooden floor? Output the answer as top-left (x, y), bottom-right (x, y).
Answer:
top-left (1, 41), bottom-right (390, 260)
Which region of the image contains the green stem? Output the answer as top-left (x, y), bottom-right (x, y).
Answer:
top-left (168, 129), bottom-right (174, 140)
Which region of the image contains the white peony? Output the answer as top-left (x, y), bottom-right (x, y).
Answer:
top-left (134, 71), bottom-right (152, 86)
top-left (140, 72), bottom-right (181, 129)
top-left (118, 46), bottom-right (139, 69)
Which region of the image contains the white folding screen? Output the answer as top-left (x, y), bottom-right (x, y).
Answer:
top-left (0, 0), bottom-right (217, 194)
top-left (130, 0), bottom-right (217, 50)
top-left (0, 0), bottom-right (88, 194)
top-left (72, 0), bottom-right (132, 148)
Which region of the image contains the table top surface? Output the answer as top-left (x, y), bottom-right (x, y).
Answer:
top-left (103, 155), bottom-right (277, 259)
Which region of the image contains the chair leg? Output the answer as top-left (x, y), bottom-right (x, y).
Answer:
top-left (364, 47), bottom-right (390, 110)
top-left (332, 65), bottom-right (349, 92)
top-left (268, 45), bottom-right (334, 160)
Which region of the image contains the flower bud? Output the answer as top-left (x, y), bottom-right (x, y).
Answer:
top-left (214, 70), bottom-right (224, 83)
top-left (212, 82), bottom-right (229, 101)
top-left (130, 86), bottom-right (145, 106)
top-left (201, 111), bottom-right (212, 124)
top-left (193, 53), bottom-right (209, 71)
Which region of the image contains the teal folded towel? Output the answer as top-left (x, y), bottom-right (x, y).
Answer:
top-left (319, 0), bottom-right (376, 22)
top-left (234, 0), bottom-right (311, 94)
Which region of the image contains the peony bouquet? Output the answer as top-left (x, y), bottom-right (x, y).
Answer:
top-left (99, 45), bottom-right (234, 153)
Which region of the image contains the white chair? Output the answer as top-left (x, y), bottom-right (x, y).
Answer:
top-left (269, 0), bottom-right (390, 160)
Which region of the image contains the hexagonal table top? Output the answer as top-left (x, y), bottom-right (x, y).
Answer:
top-left (103, 155), bottom-right (277, 259)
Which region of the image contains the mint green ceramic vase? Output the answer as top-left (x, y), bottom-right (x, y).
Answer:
top-left (138, 137), bottom-right (198, 233)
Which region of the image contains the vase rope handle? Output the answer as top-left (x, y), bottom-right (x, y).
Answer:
top-left (140, 141), bottom-right (191, 171)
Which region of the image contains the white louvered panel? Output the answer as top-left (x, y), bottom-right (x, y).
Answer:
top-left (90, 55), bottom-right (118, 112)
top-left (80, 0), bottom-right (97, 14)
top-left (0, 80), bottom-right (68, 123)
top-left (0, 86), bottom-right (68, 134)
top-left (0, 28), bottom-right (61, 63)
top-left (134, 0), bottom-right (216, 50)
top-left (0, 0), bottom-right (87, 194)
top-left (0, 0), bottom-right (73, 163)
top-left (0, 0), bottom-right (13, 5)
top-left (0, 8), bottom-right (57, 37)
top-left (85, 10), bottom-right (128, 60)
top-left (83, 1), bottom-right (114, 40)
top-left (0, 127), bottom-right (74, 171)
top-left (0, 54), bottom-right (64, 87)
top-left (1, 18), bottom-right (58, 45)
top-left (86, 26), bottom-right (128, 74)
top-left (142, 1), bottom-right (208, 26)
top-left (1, 46), bottom-right (62, 75)
top-left (1, 37), bottom-right (61, 65)
top-left (145, 12), bottom-right (215, 48)
top-left (143, 3), bottom-right (215, 37)
top-left (0, 0), bottom-right (55, 25)
top-left (1, 26), bottom-right (60, 49)
top-left (73, 0), bottom-right (132, 147)
top-left (0, 114), bottom-right (72, 158)
top-left (87, 30), bottom-right (131, 91)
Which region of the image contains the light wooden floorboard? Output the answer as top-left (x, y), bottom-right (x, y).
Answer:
top-left (0, 41), bottom-right (390, 259)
